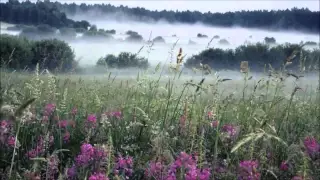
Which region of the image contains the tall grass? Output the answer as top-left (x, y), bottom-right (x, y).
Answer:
top-left (0, 61), bottom-right (319, 180)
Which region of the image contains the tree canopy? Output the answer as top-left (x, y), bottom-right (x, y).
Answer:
top-left (0, 0), bottom-right (319, 33)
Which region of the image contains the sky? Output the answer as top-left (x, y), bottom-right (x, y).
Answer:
top-left (18, 0), bottom-right (320, 13)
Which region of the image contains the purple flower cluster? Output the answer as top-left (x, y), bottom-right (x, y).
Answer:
top-left (86, 114), bottom-right (97, 128)
top-left (238, 160), bottom-right (260, 180)
top-left (44, 103), bottom-right (56, 116)
top-left (88, 172), bottom-right (109, 180)
top-left (145, 160), bottom-right (166, 179)
top-left (165, 152), bottom-right (211, 180)
top-left (221, 124), bottom-right (237, 137)
top-left (114, 155), bottom-right (133, 178)
top-left (303, 136), bottom-right (319, 159)
top-left (46, 154), bottom-right (59, 179)
top-left (26, 135), bottom-right (54, 159)
top-left (0, 120), bottom-right (16, 148)
top-left (68, 143), bottom-right (107, 179)
top-left (105, 111), bottom-right (122, 119)
top-left (280, 161), bottom-right (289, 171)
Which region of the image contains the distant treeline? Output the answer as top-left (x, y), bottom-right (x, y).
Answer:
top-left (1, 34), bottom-right (319, 73)
top-left (0, 0), bottom-right (319, 33)
top-left (184, 43), bottom-right (320, 72)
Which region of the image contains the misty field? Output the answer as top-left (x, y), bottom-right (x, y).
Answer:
top-left (0, 65), bottom-right (319, 180)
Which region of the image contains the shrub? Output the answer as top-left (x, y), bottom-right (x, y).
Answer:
top-left (197, 33), bottom-right (208, 38)
top-left (218, 39), bottom-right (230, 45)
top-left (105, 29), bottom-right (116, 34)
top-left (82, 31), bottom-right (113, 41)
top-left (0, 34), bottom-right (33, 69)
top-left (97, 52), bottom-right (149, 69)
top-left (125, 34), bottom-right (143, 42)
top-left (184, 42), bottom-right (320, 72)
top-left (153, 36), bottom-right (165, 43)
top-left (126, 30), bottom-right (139, 36)
top-left (264, 37), bottom-right (276, 44)
top-left (31, 39), bottom-right (75, 72)
top-left (213, 35), bottom-right (220, 39)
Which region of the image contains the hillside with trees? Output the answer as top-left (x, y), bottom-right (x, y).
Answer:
top-left (0, 0), bottom-right (319, 33)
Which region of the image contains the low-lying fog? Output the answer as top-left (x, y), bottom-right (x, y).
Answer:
top-left (1, 20), bottom-right (319, 67)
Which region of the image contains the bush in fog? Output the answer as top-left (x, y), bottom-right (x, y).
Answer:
top-left (153, 36), bottom-right (165, 43)
top-left (304, 41), bottom-right (318, 46)
top-left (31, 39), bottom-right (75, 72)
top-left (264, 37), bottom-right (276, 44)
top-left (184, 42), bottom-right (320, 72)
top-left (105, 29), bottom-right (116, 34)
top-left (126, 30), bottom-right (139, 36)
top-left (188, 40), bottom-right (197, 45)
top-left (213, 35), bottom-right (220, 39)
top-left (20, 24), bottom-right (57, 40)
top-left (218, 39), bottom-right (230, 45)
top-left (0, 35), bottom-right (76, 72)
top-left (97, 52), bottom-right (149, 69)
top-left (82, 30), bottom-right (113, 41)
top-left (59, 27), bottom-right (77, 39)
top-left (75, 28), bottom-right (86, 33)
top-left (125, 33), bottom-right (144, 42)
top-left (197, 33), bottom-right (208, 38)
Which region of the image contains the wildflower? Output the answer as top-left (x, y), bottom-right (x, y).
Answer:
top-left (88, 172), bottom-right (109, 180)
top-left (80, 143), bottom-right (95, 156)
top-left (280, 161), bottom-right (289, 171)
top-left (67, 165), bottom-right (77, 179)
top-left (7, 136), bottom-right (16, 147)
top-left (0, 120), bottom-right (9, 129)
top-left (221, 124), bottom-right (237, 137)
top-left (291, 176), bottom-right (304, 180)
top-left (145, 161), bottom-right (166, 179)
top-left (47, 154), bottom-right (59, 179)
top-left (197, 168), bottom-right (211, 180)
top-left (42, 116), bottom-right (49, 123)
top-left (211, 120), bottom-right (219, 128)
top-left (71, 107), bottom-right (78, 115)
top-left (93, 146), bottom-right (107, 160)
top-left (109, 111), bottom-right (122, 119)
top-left (44, 103), bottom-right (56, 116)
top-left (238, 160), bottom-right (260, 180)
top-left (114, 155), bottom-right (134, 177)
top-left (87, 114), bottom-right (97, 124)
top-left (63, 131), bottom-right (70, 143)
top-left (303, 136), bottom-right (319, 158)
top-left (58, 120), bottom-right (68, 128)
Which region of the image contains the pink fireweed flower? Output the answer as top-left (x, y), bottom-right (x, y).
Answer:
top-left (114, 155), bottom-right (134, 177)
top-left (197, 168), bottom-right (211, 180)
top-left (238, 160), bottom-right (260, 180)
top-left (280, 161), bottom-right (289, 171)
top-left (1, 120), bottom-right (9, 129)
top-left (71, 107), bottom-right (78, 116)
top-left (110, 111), bottom-right (122, 119)
top-left (211, 120), bottom-right (219, 128)
top-left (58, 120), bottom-right (68, 128)
top-left (303, 136), bottom-right (319, 158)
top-left (63, 131), bottom-right (70, 143)
top-left (7, 136), bottom-right (16, 147)
top-left (221, 124), bottom-right (237, 136)
top-left (81, 143), bottom-right (95, 156)
top-left (145, 161), bottom-right (166, 179)
top-left (44, 103), bottom-right (56, 116)
top-left (291, 176), bottom-right (304, 180)
top-left (67, 165), bottom-right (77, 179)
top-left (88, 172), bottom-right (109, 180)
top-left (87, 114), bottom-right (97, 124)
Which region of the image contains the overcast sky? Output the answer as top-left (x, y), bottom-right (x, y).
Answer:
top-left (19, 0), bottom-right (320, 13)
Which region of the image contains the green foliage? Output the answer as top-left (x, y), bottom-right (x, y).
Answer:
top-left (185, 43), bottom-right (320, 72)
top-left (0, 0), bottom-right (90, 29)
top-left (97, 52), bottom-right (149, 69)
top-left (0, 35), bottom-right (76, 72)
top-left (0, 34), bottom-right (33, 69)
top-left (31, 39), bottom-right (75, 72)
